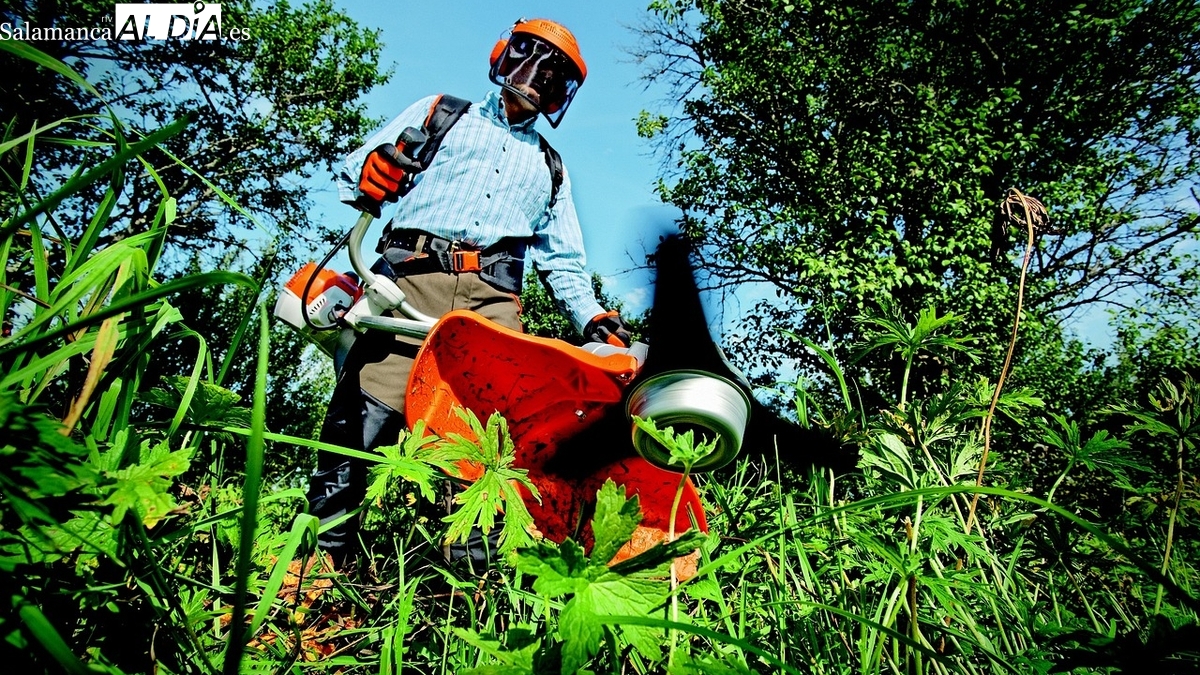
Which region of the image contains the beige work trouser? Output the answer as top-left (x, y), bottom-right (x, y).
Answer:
top-left (309, 269), bottom-right (522, 562)
top-left (356, 270), bottom-right (523, 414)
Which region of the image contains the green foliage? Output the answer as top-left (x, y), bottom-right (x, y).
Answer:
top-left (143, 268), bottom-right (335, 485)
top-left (1, 0), bottom-right (390, 271)
top-left (365, 419), bottom-right (445, 506)
top-left (475, 479), bottom-right (704, 674)
top-left (520, 271), bottom-right (645, 342)
top-left (1119, 376), bottom-right (1200, 452)
top-left (0, 396), bottom-right (106, 571)
top-left (99, 438), bottom-right (191, 528)
top-left (1039, 413), bottom-right (1140, 499)
top-left (438, 409), bottom-right (541, 557)
top-left (631, 415), bottom-right (719, 471)
top-left (5, 11), bottom-right (1200, 675)
top-left (140, 375), bottom-right (253, 439)
top-left (1049, 616), bottom-right (1200, 674)
top-left (632, 0), bottom-right (1200, 406)
top-left (857, 303), bottom-right (981, 406)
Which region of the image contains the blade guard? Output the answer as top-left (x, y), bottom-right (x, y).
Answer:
top-left (406, 310), bottom-right (708, 562)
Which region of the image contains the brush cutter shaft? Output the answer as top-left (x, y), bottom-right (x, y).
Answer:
top-left (343, 212), bottom-right (438, 333)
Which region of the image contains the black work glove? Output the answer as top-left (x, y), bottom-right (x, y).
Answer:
top-left (354, 137), bottom-right (424, 218)
top-left (584, 311), bottom-right (632, 347)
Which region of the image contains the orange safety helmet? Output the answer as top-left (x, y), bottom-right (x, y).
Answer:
top-left (489, 18), bottom-right (587, 127)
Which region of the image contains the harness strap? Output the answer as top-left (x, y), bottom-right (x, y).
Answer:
top-left (539, 134), bottom-right (564, 209)
top-left (376, 229), bottom-right (526, 295)
top-left (371, 93), bottom-right (564, 293)
top-left (392, 95), bottom-right (472, 201)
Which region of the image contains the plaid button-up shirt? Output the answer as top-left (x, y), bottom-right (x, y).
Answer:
top-left (338, 90), bottom-right (605, 331)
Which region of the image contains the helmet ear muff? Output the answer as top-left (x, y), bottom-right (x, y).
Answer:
top-left (489, 37), bottom-right (507, 71)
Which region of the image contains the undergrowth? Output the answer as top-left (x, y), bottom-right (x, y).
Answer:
top-left (1, 40), bottom-right (1197, 675)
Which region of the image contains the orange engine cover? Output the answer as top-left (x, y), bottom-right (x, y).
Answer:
top-left (405, 310), bottom-right (707, 559)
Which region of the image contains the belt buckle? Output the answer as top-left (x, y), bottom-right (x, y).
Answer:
top-left (450, 242), bottom-right (481, 273)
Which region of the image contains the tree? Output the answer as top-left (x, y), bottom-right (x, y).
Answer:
top-left (1, 0), bottom-right (389, 271)
top-left (632, 0), bottom-right (1200, 400)
top-left (140, 253), bottom-right (335, 484)
top-left (519, 271), bottom-right (645, 343)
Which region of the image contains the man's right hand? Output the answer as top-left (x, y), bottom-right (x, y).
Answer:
top-left (355, 144), bottom-right (422, 217)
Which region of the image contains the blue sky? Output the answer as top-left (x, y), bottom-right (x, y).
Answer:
top-left (307, 1), bottom-right (1119, 348)
top-left (309, 1), bottom-right (678, 314)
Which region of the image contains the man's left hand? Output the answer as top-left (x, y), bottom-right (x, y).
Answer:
top-left (585, 311), bottom-right (632, 347)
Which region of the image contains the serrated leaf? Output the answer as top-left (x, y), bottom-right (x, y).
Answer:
top-left (516, 539), bottom-right (591, 597)
top-left (366, 420), bottom-right (444, 504)
top-left (512, 478), bottom-right (679, 674)
top-left (439, 410), bottom-right (540, 556)
top-left (444, 471), bottom-right (539, 557)
top-left (559, 572), bottom-right (668, 673)
top-left (101, 440), bottom-right (191, 528)
top-left (139, 376), bottom-right (251, 442)
top-left (590, 479), bottom-right (643, 564)
top-left (2, 510), bottom-right (117, 569)
top-left (631, 416), bottom-right (718, 470)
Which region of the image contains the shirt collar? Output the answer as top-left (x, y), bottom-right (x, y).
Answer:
top-left (481, 90), bottom-right (538, 133)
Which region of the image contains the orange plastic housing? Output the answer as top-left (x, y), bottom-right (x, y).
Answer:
top-left (406, 310), bottom-right (707, 561)
top-left (283, 262), bottom-right (360, 302)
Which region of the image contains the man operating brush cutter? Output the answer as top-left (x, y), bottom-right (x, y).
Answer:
top-left (285, 17), bottom-right (852, 579)
top-left (302, 18), bottom-right (635, 567)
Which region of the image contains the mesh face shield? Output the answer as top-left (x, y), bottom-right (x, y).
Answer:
top-left (490, 33), bottom-right (583, 128)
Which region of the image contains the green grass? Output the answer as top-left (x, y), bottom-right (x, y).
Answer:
top-left (1, 40), bottom-right (1197, 675)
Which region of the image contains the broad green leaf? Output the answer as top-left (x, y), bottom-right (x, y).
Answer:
top-left (140, 376), bottom-right (253, 446)
top-left (366, 420), bottom-right (444, 504)
top-left (3, 510), bottom-right (118, 570)
top-left (590, 478), bottom-right (643, 564)
top-left (516, 539), bottom-right (591, 598)
top-left (512, 480), bottom-right (679, 673)
top-left (559, 573), bottom-right (668, 673)
top-left (101, 441), bottom-right (191, 528)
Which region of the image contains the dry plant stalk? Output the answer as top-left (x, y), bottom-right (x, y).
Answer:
top-left (964, 188), bottom-right (1048, 536)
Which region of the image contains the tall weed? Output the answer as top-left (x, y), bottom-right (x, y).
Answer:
top-left (2, 40), bottom-right (1198, 675)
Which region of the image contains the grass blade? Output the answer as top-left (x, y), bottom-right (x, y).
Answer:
top-left (14, 596), bottom-right (90, 675)
top-left (0, 270), bottom-right (254, 357)
top-left (221, 304), bottom-right (270, 675)
top-left (781, 329), bottom-right (853, 413)
top-left (247, 514), bottom-right (319, 639)
top-left (0, 41), bottom-right (104, 102)
top-left (1, 116), bottom-right (189, 239)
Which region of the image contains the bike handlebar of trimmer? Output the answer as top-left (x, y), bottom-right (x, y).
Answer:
top-left (346, 212), bottom-right (439, 326)
top-left (348, 212), bottom-right (379, 288)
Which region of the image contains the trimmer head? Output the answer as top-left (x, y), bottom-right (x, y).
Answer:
top-left (626, 370), bottom-right (751, 472)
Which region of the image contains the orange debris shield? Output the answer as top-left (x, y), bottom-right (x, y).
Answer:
top-left (405, 310), bottom-right (707, 561)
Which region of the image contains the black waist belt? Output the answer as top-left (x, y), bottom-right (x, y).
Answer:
top-left (374, 228), bottom-right (526, 295)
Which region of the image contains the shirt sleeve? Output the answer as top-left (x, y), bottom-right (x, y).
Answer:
top-left (336, 95), bottom-right (440, 204)
top-left (528, 164), bottom-right (608, 332)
